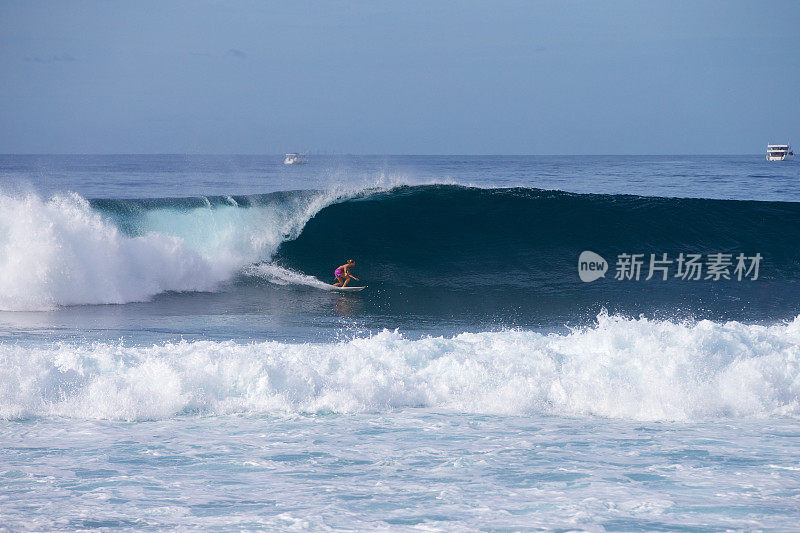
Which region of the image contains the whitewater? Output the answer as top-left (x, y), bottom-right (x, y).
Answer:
top-left (0, 188), bottom-right (351, 310)
top-left (2, 314), bottom-right (800, 422)
top-left (2, 155), bottom-right (800, 530)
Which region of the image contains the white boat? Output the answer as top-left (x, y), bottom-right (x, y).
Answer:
top-left (284, 152), bottom-right (308, 165)
top-left (766, 143), bottom-right (794, 161)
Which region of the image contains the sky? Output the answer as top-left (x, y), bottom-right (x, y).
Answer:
top-left (0, 1), bottom-right (798, 154)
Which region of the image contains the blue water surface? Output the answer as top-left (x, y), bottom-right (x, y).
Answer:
top-left (1, 154), bottom-right (799, 530)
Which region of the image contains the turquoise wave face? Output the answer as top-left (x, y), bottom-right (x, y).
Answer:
top-left (88, 185), bottom-right (800, 291)
top-left (98, 184), bottom-right (800, 322)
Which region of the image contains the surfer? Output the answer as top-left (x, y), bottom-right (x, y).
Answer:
top-left (333, 259), bottom-right (359, 287)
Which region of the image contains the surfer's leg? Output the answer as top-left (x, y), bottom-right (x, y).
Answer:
top-left (342, 275), bottom-right (351, 287)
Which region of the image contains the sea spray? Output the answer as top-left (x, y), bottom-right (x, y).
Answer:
top-left (0, 192), bottom-right (216, 310)
top-left (0, 188), bottom-right (356, 310)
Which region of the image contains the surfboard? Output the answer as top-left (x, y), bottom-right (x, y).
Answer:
top-left (332, 285), bottom-right (366, 292)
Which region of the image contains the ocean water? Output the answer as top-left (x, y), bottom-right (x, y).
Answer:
top-left (1, 155), bottom-right (799, 530)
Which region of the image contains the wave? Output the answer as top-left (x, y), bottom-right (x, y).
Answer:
top-left (2, 184), bottom-right (799, 312)
top-left (2, 313), bottom-right (799, 422)
top-left (275, 184), bottom-right (800, 288)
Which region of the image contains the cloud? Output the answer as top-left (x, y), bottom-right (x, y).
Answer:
top-left (24, 54), bottom-right (76, 63)
top-left (226, 49), bottom-right (247, 59)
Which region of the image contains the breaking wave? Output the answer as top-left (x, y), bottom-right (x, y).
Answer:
top-left (2, 313), bottom-right (799, 422)
top-left (0, 189), bottom-right (350, 310)
top-left (1, 184), bottom-right (799, 312)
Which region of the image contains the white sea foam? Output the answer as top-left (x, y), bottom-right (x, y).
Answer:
top-left (0, 189), bottom-right (350, 310)
top-left (2, 314), bottom-right (798, 421)
top-left (242, 263), bottom-right (334, 289)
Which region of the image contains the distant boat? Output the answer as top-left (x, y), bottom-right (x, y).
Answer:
top-left (284, 152), bottom-right (308, 165)
top-left (766, 143), bottom-right (794, 161)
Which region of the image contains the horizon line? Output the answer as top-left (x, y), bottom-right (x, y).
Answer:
top-left (0, 152), bottom-right (768, 157)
